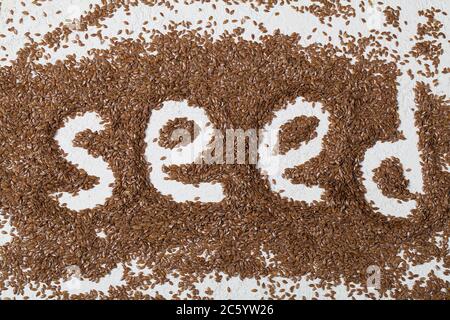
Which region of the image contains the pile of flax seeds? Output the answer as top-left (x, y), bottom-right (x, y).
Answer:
top-left (0, 0), bottom-right (449, 299)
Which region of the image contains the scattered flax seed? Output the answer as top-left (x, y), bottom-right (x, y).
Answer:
top-left (278, 116), bottom-right (319, 155)
top-left (373, 157), bottom-right (414, 201)
top-left (0, 0), bottom-right (448, 301)
top-left (158, 118), bottom-right (199, 149)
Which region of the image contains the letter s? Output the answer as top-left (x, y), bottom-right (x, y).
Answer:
top-left (53, 112), bottom-right (114, 211)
